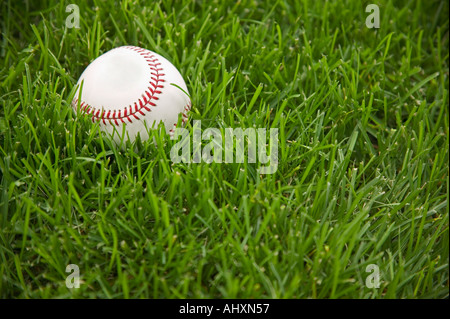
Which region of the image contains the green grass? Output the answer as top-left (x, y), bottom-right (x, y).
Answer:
top-left (0, 0), bottom-right (448, 299)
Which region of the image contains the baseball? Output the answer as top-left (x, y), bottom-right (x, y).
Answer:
top-left (72, 46), bottom-right (191, 144)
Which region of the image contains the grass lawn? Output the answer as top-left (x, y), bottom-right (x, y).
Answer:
top-left (0, 0), bottom-right (448, 298)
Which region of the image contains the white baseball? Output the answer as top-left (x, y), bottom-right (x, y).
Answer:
top-left (72, 46), bottom-right (191, 144)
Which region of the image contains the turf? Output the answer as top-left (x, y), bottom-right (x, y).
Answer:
top-left (0, 0), bottom-right (448, 298)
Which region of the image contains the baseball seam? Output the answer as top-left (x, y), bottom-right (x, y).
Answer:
top-left (169, 99), bottom-right (192, 135)
top-left (72, 46), bottom-right (191, 128)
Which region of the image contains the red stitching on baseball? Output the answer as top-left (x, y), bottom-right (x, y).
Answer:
top-left (169, 100), bottom-right (192, 134)
top-left (73, 46), bottom-right (167, 125)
